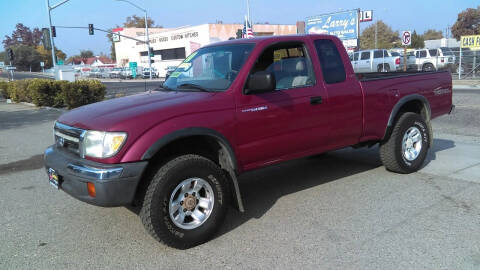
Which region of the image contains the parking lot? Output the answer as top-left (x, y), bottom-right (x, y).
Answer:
top-left (1, 86), bottom-right (480, 269)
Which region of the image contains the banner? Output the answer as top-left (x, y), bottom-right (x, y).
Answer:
top-left (460, 35), bottom-right (480, 50)
top-left (305, 10), bottom-right (359, 47)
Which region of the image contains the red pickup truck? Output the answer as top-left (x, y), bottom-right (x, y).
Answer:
top-left (44, 34), bottom-right (453, 248)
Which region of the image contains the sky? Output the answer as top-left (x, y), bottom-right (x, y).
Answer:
top-left (0, 0), bottom-right (478, 57)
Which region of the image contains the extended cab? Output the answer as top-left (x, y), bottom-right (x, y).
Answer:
top-left (44, 35), bottom-right (453, 249)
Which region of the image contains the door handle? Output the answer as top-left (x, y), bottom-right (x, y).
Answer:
top-left (310, 96), bottom-right (323, 105)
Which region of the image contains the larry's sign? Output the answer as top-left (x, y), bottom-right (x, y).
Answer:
top-left (305, 10), bottom-right (359, 41)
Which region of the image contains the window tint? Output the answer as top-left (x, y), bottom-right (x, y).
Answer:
top-left (419, 50), bottom-right (427, 58)
top-left (428, 49), bottom-right (438, 56)
top-left (314, 39), bottom-right (346, 84)
top-left (360, 52), bottom-right (370, 60)
top-left (354, 52), bottom-right (359, 61)
top-left (250, 42), bottom-right (315, 90)
top-left (373, 50), bottom-right (387, 58)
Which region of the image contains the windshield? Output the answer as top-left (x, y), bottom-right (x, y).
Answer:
top-left (163, 44), bottom-right (255, 91)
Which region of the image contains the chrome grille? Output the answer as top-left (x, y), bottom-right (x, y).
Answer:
top-left (54, 122), bottom-right (85, 156)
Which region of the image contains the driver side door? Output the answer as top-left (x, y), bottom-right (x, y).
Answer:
top-left (234, 40), bottom-right (329, 171)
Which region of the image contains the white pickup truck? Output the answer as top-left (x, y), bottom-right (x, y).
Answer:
top-left (350, 49), bottom-right (401, 73)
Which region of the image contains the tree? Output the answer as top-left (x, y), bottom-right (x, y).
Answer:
top-left (123, 15), bottom-right (157, 28)
top-left (3, 23), bottom-right (42, 48)
top-left (360, 20), bottom-right (399, 49)
top-left (423, 29), bottom-right (443, 40)
top-left (10, 45), bottom-right (42, 71)
top-left (80, 50), bottom-right (94, 58)
top-left (36, 45), bottom-right (66, 68)
top-left (451, 6), bottom-right (480, 40)
top-left (411, 30), bottom-right (425, 48)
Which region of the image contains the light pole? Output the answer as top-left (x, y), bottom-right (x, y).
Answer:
top-left (115, 0), bottom-right (152, 80)
top-left (46, 0), bottom-right (70, 70)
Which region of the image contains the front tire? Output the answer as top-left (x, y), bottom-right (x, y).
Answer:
top-left (380, 112), bottom-right (430, 174)
top-left (140, 154), bottom-right (230, 249)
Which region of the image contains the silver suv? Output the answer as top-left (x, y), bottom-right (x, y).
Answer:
top-left (413, 48), bottom-right (455, 71)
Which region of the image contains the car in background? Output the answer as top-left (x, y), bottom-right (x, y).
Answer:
top-left (351, 49), bottom-right (401, 73)
top-left (142, 67), bottom-right (158, 79)
top-left (165, 66), bottom-right (177, 79)
top-left (391, 50), bottom-right (417, 71)
top-left (413, 48), bottom-right (455, 72)
top-left (109, 67), bottom-right (124, 78)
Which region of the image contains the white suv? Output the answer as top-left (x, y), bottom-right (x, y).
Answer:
top-left (413, 48), bottom-right (455, 71)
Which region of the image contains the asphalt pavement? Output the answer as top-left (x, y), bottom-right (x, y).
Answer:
top-left (0, 89), bottom-right (480, 269)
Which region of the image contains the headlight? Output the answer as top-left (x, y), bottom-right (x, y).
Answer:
top-left (83, 131), bottom-right (127, 158)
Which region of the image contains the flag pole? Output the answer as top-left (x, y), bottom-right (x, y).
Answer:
top-left (247, 0), bottom-right (251, 25)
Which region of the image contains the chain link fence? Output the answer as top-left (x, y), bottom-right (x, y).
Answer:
top-left (450, 48), bottom-right (480, 79)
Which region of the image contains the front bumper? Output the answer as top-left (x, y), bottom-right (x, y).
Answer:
top-left (44, 145), bottom-right (148, 207)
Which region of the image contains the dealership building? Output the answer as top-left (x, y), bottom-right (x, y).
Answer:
top-left (113, 23), bottom-right (297, 77)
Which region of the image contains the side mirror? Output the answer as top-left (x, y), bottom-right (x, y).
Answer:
top-left (245, 71), bottom-right (276, 94)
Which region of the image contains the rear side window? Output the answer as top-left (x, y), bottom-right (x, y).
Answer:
top-left (314, 39), bottom-right (346, 84)
top-left (361, 52), bottom-right (370, 60)
top-left (354, 52), bottom-right (359, 61)
top-left (429, 49), bottom-right (438, 56)
top-left (419, 50), bottom-right (427, 58)
top-left (373, 50), bottom-right (386, 58)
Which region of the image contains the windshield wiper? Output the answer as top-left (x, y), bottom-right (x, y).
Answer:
top-left (177, 83), bottom-right (212, 92)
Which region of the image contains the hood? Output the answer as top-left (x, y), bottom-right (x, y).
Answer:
top-left (58, 91), bottom-right (215, 131)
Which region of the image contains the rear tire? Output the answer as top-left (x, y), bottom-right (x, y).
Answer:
top-left (377, 64), bottom-right (390, 72)
top-left (140, 154), bottom-right (230, 249)
top-left (380, 112), bottom-right (430, 174)
top-left (422, 63), bottom-right (435, 72)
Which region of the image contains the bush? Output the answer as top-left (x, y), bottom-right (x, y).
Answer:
top-left (7, 79), bottom-right (33, 103)
top-left (28, 79), bottom-right (56, 106)
top-left (1, 79), bottom-right (105, 109)
top-left (63, 80), bottom-right (106, 109)
top-left (0, 81), bottom-right (8, 98)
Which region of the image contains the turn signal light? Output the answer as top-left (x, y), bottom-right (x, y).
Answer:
top-left (87, 182), bottom-right (96, 197)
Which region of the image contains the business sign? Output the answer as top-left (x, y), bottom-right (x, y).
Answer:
top-left (359, 10), bottom-right (373, 22)
top-left (401, 31), bottom-right (412, 46)
top-left (6, 66), bottom-right (16, 70)
top-left (129, 62), bottom-right (137, 78)
top-left (461, 35), bottom-right (480, 50)
top-left (306, 10), bottom-right (359, 47)
top-left (112, 27), bottom-right (123, 42)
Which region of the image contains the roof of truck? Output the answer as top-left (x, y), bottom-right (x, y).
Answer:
top-left (203, 34), bottom-right (334, 47)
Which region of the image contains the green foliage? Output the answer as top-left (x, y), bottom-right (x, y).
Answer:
top-left (0, 81), bottom-right (9, 98)
top-left (360, 20), bottom-right (400, 49)
top-left (411, 30), bottom-right (425, 49)
top-left (452, 6), bottom-right (480, 40)
top-left (62, 80), bottom-right (106, 109)
top-left (423, 29), bottom-right (443, 40)
top-left (7, 79), bottom-right (33, 102)
top-left (2, 79), bottom-right (105, 109)
top-left (10, 45), bottom-right (42, 71)
top-left (28, 79), bottom-right (56, 106)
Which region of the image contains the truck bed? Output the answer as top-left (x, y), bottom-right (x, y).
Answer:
top-left (357, 70), bottom-right (452, 141)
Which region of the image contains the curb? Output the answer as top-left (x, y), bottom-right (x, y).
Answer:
top-left (453, 85), bottom-right (480, 90)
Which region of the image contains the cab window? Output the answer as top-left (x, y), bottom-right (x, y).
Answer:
top-left (249, 42), bottom-right (316, 90)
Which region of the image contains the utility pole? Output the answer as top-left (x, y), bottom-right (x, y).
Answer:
top-left (46, 0), bottom-right (70, 71)
top-left (145, 11), bottom-right (152, 80)
top-left (115, 0), bottom-right (152, 80)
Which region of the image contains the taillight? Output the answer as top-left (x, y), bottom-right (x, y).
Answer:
top-left (441, 58), bottom-right (444, 63)
top-left (395, 58), bottom-right (400, 65)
